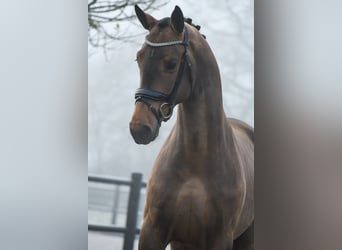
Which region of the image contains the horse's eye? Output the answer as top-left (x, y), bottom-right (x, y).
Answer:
top-left (165, 61), bottom-right (177, 70)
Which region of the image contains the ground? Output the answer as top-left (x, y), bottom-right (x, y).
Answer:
top-left (88, 231), bottom-right (172, 250)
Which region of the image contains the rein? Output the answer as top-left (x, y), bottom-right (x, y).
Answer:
top-left (134, 26), bottom-right (192, 126)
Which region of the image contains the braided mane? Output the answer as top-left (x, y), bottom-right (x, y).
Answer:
top-left (157, 17), bottom-right (206, 39)
top-left (184, 17), bottom-right (206, 39)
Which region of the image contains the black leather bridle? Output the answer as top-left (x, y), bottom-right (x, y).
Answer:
top-left (135, 26), bottom-right (192, 127)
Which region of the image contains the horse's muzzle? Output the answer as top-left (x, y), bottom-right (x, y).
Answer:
top-left (129, 122), bottom-right (158, 145)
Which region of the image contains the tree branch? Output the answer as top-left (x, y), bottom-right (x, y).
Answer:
top-left (88, 0), bottom-right (165, 51)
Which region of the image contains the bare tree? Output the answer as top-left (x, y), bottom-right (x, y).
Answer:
top-left (88, 0), bottom-right (164, 49)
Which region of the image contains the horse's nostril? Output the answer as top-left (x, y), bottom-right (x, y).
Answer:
top-left (129, 122), bottom-right (154, 145)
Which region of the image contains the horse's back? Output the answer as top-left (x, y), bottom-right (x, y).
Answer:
top-left (228, 117), bottom-right (254, 169)
top-left (227, 117), bottom-right (254, 238)
top-left (228, 118), bottom-right (254, 144)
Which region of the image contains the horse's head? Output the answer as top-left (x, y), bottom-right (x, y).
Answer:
top-left (130, 5), bottom-right (195, 144)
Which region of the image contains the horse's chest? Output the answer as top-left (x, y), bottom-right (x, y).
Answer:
top-left (174, 178), bottom-right (208, 218)
top-left (167, 178), bottom-right (217, 241)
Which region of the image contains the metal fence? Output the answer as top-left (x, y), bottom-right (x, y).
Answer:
top-left (88, 173), bottom-right (146, 250)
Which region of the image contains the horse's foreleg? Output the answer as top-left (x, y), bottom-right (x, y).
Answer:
top-left (232, 221), bottom-right (254, 250)
top-left (138, 220), bottom-right (167, 250)
top-left (208, 234), bottom-right (234, 250)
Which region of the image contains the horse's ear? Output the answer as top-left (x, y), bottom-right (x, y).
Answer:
top-left (171, 6), bottom-right (184, 33)
top-left (135, 5), bottom-right (156, 30)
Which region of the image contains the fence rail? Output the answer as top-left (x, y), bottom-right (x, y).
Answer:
top-left (88, 174), bottom-right (147, 187)
top-left (88, 173), bottom-right (146, 250)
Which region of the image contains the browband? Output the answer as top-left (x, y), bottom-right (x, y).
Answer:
top-left (145, 25), bottom-right (189, 47)
top-left (145, 40), bottom-right (184, 47)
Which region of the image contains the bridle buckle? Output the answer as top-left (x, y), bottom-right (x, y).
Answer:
top-left (159, 103), bottom-right (173, 121)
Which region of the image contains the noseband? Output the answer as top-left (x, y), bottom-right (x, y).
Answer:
top-left (135, 26), bottom-right (192, 126)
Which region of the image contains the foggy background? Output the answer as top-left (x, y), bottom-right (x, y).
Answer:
top-left (88, 0), bottom-right (254, 179)
top-left (1, 1), bottom-right (341, 250)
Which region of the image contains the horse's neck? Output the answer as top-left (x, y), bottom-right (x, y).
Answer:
top-left (176, 87), bottom-right (229, 153)
top-left (175, 46), bottom-right (234, 156)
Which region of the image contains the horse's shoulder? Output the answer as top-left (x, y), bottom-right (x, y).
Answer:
top-left (227, 117), bottom-right (254, 143)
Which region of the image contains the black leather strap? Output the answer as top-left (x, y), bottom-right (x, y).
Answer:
top-left (167, 49), bottom-right (188, 106)
top-left (135, 97), bottom-right (162, 126)
top-left (135, 88), bottom-right (169, 102)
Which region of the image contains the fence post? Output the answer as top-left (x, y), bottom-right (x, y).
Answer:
top-left (111, 185), bottom-right (120, 224)
top-left (123, 173), bottom-right (142, 250)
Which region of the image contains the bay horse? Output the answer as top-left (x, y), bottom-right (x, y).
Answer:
top-left (129, 5), bottom-right (254, 250)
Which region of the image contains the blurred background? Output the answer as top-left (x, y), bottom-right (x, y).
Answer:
top-left (1, 1), bottom-right (340, 250)
top-left (88, 0), bottom-right (253, 249)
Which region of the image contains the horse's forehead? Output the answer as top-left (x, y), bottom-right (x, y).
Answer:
top-left (136, 20), bottom-right (184, 59)
top-left (147, 29), bottom-right (172, 41)
top-left (147, 20), bottom-right (181, 42)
